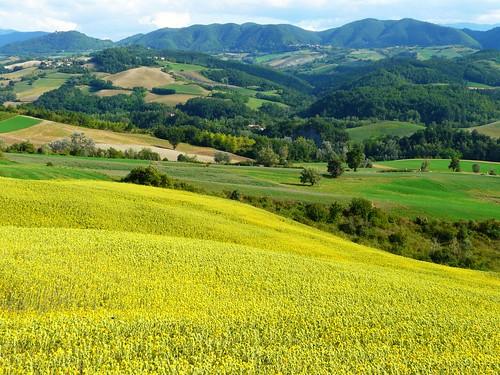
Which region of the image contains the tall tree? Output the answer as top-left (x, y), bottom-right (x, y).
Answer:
top-left (346, 144), bottom-right (365, 172)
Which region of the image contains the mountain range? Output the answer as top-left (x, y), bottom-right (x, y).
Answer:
top-left (0, 18), bottom-right (499, 55)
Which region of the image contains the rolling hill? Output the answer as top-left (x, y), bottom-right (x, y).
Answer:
top-left (464, 27), bottom-right (500, 50)
top-left (0, 177), bottom-right (498, 372)
top-left (120, 19), bottom-right (485, 53)
top-left (0, 30), bottom-right (48, 47)
top-left (320, 18), bottom-right (480, 49)
top-left (0, 31), bottom-right (114, 55)
top-left (119, 23), bottom-right (320, 52)
top-left (469, 121), bottom-right (500, 138)
top-left (0, 116), bottom-right (248, 163)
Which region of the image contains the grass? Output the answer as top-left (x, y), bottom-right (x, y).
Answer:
top-left (246, 96), bottom-right (287, 110)
top-left (0, 115), bottom-right (41, 133)
top-left (347, 121), bottom-right (425, 142)
top-left (2, 154), bottom-right (499, 220)
top-left (378, 159), bottom-right (500, 174)
top-left (105, 67), bottom-right (175, 90)
top-left (161, 83), bottom-right (207, 95)
top-left (469, 121), bottom-right (500, 138)
top-left (0, 177), bottom-right (498, 372)
top-left (162, 61), bottom-right (206, 72)
top-left (13, 77), bottom-right (68, 101)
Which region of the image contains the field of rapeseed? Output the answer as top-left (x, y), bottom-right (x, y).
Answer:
top-left (0, 177), bottom-right (498, 373)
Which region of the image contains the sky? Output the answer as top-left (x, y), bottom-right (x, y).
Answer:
top-left (0, 0), bottom-right (499, 40)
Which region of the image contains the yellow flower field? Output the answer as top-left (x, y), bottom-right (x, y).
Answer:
top-left (0, 178), bottom-right (498, 373)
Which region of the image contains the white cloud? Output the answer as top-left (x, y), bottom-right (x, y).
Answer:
top-left (475, 9), bottom-right (500, 24)
top-left (140, 12), bottom-right (192, 29)
top-left (0, 1), bottom-right (499, 40)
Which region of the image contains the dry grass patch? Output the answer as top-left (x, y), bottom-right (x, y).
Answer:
top-left (105, 67), bottom-right (175, 90)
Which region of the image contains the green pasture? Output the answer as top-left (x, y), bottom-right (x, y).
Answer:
top-left (347, 121), bottom-right (425, 142)
top-left (162, 83), bottom-right (206, 95)
top-left (378, 159), bottom-right (500, 174)
top-left (0, 115), bottom-right (42, 133)
top-left (2, 153), bottom-right (498, 221)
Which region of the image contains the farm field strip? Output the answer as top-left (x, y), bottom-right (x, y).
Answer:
top-left (0, 115), bottom-right (42, 133)
top-left (2, 153), bottom-right (499, 220)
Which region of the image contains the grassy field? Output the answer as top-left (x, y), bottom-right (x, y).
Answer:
top-left (0, 177), bottom-right (498, 372)
top-left (161, 83), bottom-right (208, 95)
top-left (162, 61), bottom-right (206, 72)
top-left (0, 115), bottom-right (41, 133)
top-left (378, 158), bottom-right (500, 174)
top-left (469, 121), bottom-right (500, 138)
top-left (13, 76), bottom-right (70, 102)
top-left (347, 121), bottom-right (425, 142)
top-left (105, 67), bottom-right (175, 90)
top-left (2, 153), bottom-right (499, 220)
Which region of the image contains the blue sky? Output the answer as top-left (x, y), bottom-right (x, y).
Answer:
top-left (0, 0), bottom-right (499, 40)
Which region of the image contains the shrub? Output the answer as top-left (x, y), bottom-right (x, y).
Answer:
top-left (214, 151), bottom-right (231, 164)
top-left (177, 154), bottom-right (198, 163)
top-left (151, 87), bottom-right (176, 95)
top-left (229, 190), bottom-right (241, 201)
top-left (300, 168), bottom-right (321, 186)
top-left (347, 198), bottom-right (375, 221)
top-left (305, 203), bottom-right (328, 222)
top-left (328, 202), bottom-right (344, 223)
top-left (448, 157), bottom-right (461, 172)
top-left (137, 148), bottom-right (161, 161)
top-left (472, 164), bottom-right (481, 173)
top-left (327, 158), bottom-right (344, 178)
top-left (256, 147), bottom-right (279, 167)
top-left (420, 160), bottom-right (430, 172)
top-left (7, 141), bottom-right (36, 154)
top-left (122, 166), bottom-right (171, 188)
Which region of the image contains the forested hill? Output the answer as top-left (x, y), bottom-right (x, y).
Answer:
top-left (119, 19), bottom-right (497, 53)
top-left (1, 19), bottom-right (499, 56)
top-left (305, 51), bottom-right (500, 126)
top-left (0, 31), bottom-right (113, 55)
top-left (0, 31), bottom-right (48, 47)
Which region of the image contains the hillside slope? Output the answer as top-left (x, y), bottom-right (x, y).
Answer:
top-left (120, 19), bottom-right (483, 53)
top-left (0, 119), bottom-right (248, 162)
top-left (464, 27), bottom-right (500, 49)
top-left (0, 31), bottom-right (114, 55)
top-left (321, 18), bottom-right (480, 48)
top-left (119, 23), bottom-right (320, 52)
top-left (0, 31), bottom-right (48, 47)
top-left (0, 178), bottom-right (498, 372)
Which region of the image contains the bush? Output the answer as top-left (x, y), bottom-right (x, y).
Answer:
top-left (214, 151), bottom-right (231, 164)
top-left (300, 168), bottom-right (321, 186)
top-left (7, 141), bottom-right (36, 154)
top-left (305, 203), bottom-right (328, 222)
top-left (256, 147), bottom-right (279, 167)
top-left (137, 148), bottom-right (161, 161)
top-left (46, 162), bottom-right (54, 167)
top-left (472, 164), bottom-right (481, 173)
top-left (448, 157), bottom-right (461, 172)
top-left (347, 198), bottom-right (375, 221)
top-left (327, 158), bottom-right (344, 178)
top-left (122, 166), bottom-right (171, 188)
top-left (151, 87), bottom-right (176, 95)
top-left (177, 154), bottom-right (198, 163)
top-left (229, 190), bottom-right (241, 201)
